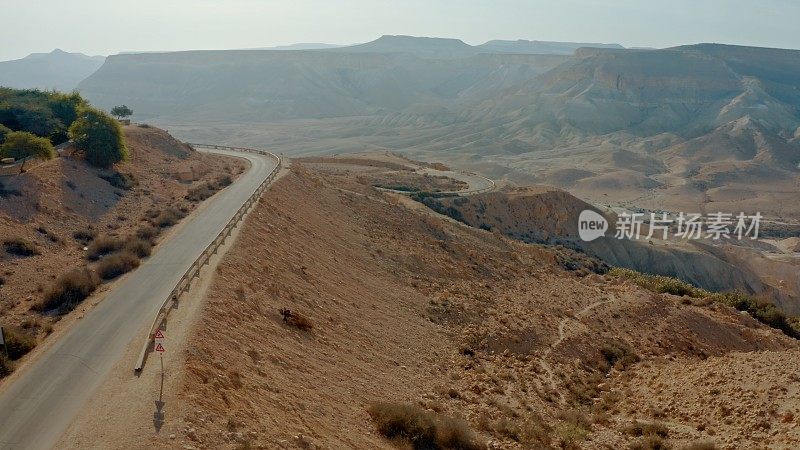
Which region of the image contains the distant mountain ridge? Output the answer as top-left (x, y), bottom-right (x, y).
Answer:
top-left (75, 37), bottom-right (800, 224)
top-left (330, 35), bottom-right (480, 59)
top-left (0, 49), bottom-right (105, 91)
top-left (478, 39), bottom-right (625, 55)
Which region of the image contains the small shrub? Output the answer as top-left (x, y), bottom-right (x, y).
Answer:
top-left (152, 208), bottom-right (183, 228)
top-left (86, 235), bottom-right (123, 260)
top-left (95, 251), bottom-right (140, 280)
top-left (0, 354), bottom-right (11, 378)
top-left (3, 237), bottom-right (40, 256)
top-left (279, 309), bottom-right (313, 331)
top-left (73, 227), bottom-right (98, 243)
top-left (124, 237), bottom-right (152, 258)
top-left (682, 441), bottom-right (717, 450)
top-left (630, 435), bottom-right (671, 450)
top-left (367, 402), bottom-right (484, 450)
top-left (136, 225), bottom-right (160, 242)
top-left (186, 182), bottom-right (215, 202)
top-left (610, 268), bottom-right (702, 297)
top-left (2, 327), bottom-right (36, 360)
top-left (600, 342), bottom-right (640, 371)
top-left (37, 267), bottom-right (99, 312)
top-left (624, 421), bottom-right (669, 438)
top-left (99, 171), bottom-right (137, 190)
top-left (217, 174), bottom-right (233, 187)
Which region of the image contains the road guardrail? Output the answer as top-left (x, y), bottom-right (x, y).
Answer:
top-left (133, 143), bottom-right (281, 372)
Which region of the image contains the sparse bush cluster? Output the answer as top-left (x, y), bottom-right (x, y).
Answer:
top-left (600, 341), bottom-right (640, 371)
top-left (99, 171), bottom-right (137, 190)
top-left (73, 227), bottom-right (98, 243)
top-left (36, 267), bottom-right (99, 313)
top-left (2, 237), bottom-right (40, 256)
top-left (39, 208), bottom-right (179, 313)
top-left (0, 326), bottom-right (37, 378)
top-left (554, 246), bottom-right (610, 275)
top-left (367, 402), bottom-right (484, 450)
top-left (2, 326), bottom-right (36, 360)
top-left (86, 235), bottom-right (124, 260)
top-left (185, 176), bottom-right (234, 202)
top-left (151, 207), bottom-right (185, 228)
top-left (624, 420), bottom-right (670, 450)
top-left (610, 268), bottom-right (800, 339)
top-left (95, 251), bottom-right (140, 280)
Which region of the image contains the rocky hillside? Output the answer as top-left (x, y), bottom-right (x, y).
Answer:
top-left (77, 47), bottom-right (567, 122)
top-left (429, 187), bottom-right (800, 313)
top-left (121, 161), bottom-right (799, 450)
top-left (0, 124), bottom-right (243, 377)
top-left (78, 40), bottom-right (800, 218)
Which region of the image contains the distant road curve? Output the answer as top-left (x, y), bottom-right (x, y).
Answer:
top-left (375, 167), bottom-right (495, 196)
top-left (0, 145), bottom-right (279, 450)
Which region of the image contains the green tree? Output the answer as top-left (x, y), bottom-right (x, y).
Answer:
top-left (110, 105), bottom-right (133, 120)
top-left (0, 124), bottom-right (11, 143)
top-left (0, 131), bottom-right (56, 160)
top-left (68, 107), bottom-right (127, 167)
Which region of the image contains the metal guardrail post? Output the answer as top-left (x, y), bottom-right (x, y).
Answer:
top-left (133, 144), bottom-right (281, 372)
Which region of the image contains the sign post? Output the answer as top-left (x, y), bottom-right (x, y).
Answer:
top-left (154, 329), bottom-right (166, 355)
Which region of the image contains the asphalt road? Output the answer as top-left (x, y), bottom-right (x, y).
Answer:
top-left (0, 148), bottom-right (277, 450)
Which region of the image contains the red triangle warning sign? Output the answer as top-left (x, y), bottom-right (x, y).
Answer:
top-left (154, 329), bottom-right (165, 339)
top-left (154, 343), bottom-right (165, 353)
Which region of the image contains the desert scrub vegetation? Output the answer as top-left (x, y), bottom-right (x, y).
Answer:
top-left (99, 171), bottom-right (137, 190)
top-left (610, 268), bottom-right (800, 339)
top-left (72, 226), bottom-right (98, 243)
top-left (1, 326), bottom-right (36, 360)
top-left (135, 224), bottom-right (160, 242)
top-left (0, 326), bottom-right (37, 378)
top-left (2, 237), bottom-right (40, 256)
top-left (86, 235), bottom-right (124, 260)
top-left (477, 412), bottom-right (552, 447)
top-left (0, 355), bottom-right (11, 378)
top-left (553, 246), bottom-right (610, 275)
top-left (368, 402), bottom-right (484, 450)
top-left (624, 420), bottom-right (670, 450)
top-left (123, 237), bottom-right (152, 258)
top-left (95, 251), bottom-right (140, 280)
top-left (185, 175), bottom-right (234, 202)
top-left (151, 207), bottom-right (185, 228)
top-left (35, 267), bottom-right (99, 313)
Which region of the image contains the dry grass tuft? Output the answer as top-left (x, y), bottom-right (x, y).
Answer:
top-left (36, 267), bottom-right (99, 313)
top-left (3, 237), bottom-right (40, 256)
top-left (124, 237), bottom-right (152, 258)
top-left (1, 326), bottom-right (36, 360)
top-left (367, 402), bottom-right (484, 450)
top-left (95, 251), bottom-right (140, 280)
top-left (86, 235), bottom-right (123, 260)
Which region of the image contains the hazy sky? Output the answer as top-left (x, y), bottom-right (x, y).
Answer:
top-left (2, 0), bottom-right (799, 61)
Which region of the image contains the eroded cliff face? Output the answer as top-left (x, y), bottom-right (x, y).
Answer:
top-left (434, 187), bottom-right (800, 313)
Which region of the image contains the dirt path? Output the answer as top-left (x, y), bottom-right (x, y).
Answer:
top-left (538, 294), bottom-right (618, 404)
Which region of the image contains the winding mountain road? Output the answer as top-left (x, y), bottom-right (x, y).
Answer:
top-left (0, 148), bottom-right (278, 450)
